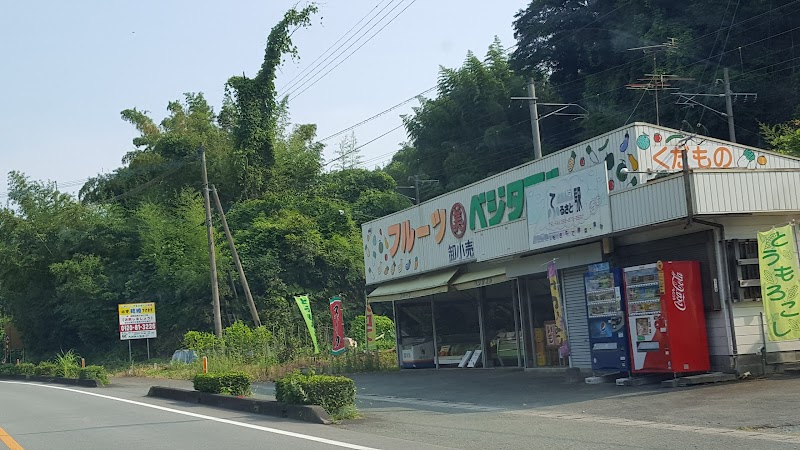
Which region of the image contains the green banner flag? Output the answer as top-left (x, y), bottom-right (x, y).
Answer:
top-left (294, 295), bottom-right (320, 354)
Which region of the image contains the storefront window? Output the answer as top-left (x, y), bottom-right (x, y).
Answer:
top-left (433, 297), bottom-right (480, 366)
top-left (396, 301), bottom-right (435, 369)
top-left (484, 282), bottom-right (520, 367)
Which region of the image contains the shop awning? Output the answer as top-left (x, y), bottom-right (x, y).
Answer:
top-left (450, 267), bottom-right (509, 291)
top-left (367, 268), bottom-right (459, 303)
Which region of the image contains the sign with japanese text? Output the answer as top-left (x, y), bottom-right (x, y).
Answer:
top-left (362, 123), bottom-right (800, 285)
top-left (118, 302), bottom-right (156, 340)
top-left (329, 296), bottom-right (346, 355)
top-left (548, 261), bottom-right (570, 357)
top-left (757, 225), bottom-right (800, 341)
top-left (526, 163), bottom-right (611, 251)
top-left (294, 295), bottom-right (320, 354)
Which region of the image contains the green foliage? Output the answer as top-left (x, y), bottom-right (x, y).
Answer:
top-left (762, 119), bottom-right (800, 157)
top-left (55, 350), bottom-right (81, 378)
top-left (348, 315), bottom-right (396, 350)
top-left (183, 331), bottom-right (223, 354)
top-left (510, 0), bottom-right (800, 147)
top-left (193, 372), bottom-right (252, 396)
top-left (34, 361), bottom-right (59, 377)
top-left (226, 5), bottom-right (319, 198)
top-left (324, 349), bottom-right (399, 374)
top-left (275, 370), bottom-right (357, 414)
top-left (79, 365), bottom-right (110, 385)
top-left (0, 362), bottom-right (36, 376)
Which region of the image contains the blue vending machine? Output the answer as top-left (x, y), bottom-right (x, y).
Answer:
top-left (584, 263), bottom-right (630, 372)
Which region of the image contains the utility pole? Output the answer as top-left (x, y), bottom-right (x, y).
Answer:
top-left (672, 67), bottom-right (756, 143)
top-left (408, 175), bottom-right (439, 205)
top-left (211, 185), bottom-right (262, 328)
top-left (723, 68), bottom-right (737, 143)
top-left (200, 146), bottom-right (223, 338)
top-left (526, 79), bottom-right (543, 160)
top-left (512, 79), bottom-right (587, 160)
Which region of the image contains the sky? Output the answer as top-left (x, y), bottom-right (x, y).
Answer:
top-left (0, 0), bottom-right (529, 199)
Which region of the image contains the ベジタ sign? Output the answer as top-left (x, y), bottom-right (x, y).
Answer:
top-left (526, 163), bottom-right (611, 251)
top-left (118, 302), bottom-right (157, 340)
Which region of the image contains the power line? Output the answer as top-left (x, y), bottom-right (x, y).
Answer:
top-left (286, 0), bottom-right (418, 100)
top-left (324, 124), bottom-right (405, 168)
top-left (277, 0), bottom-right (395, 94)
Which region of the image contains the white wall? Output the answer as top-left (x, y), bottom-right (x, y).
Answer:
top-left (733, 303), bottom-right (800, 355)
top-left (706, 310), bottom-right (731, 356)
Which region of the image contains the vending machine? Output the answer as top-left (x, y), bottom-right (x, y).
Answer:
top-left (623, 261), bottom-right (710, 374)
top-left (585, 264), bottom-right (629, 371)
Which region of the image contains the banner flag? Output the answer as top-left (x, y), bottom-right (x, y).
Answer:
top-left (366, 304), bottom-right (377, 349)
top-left (329, 296), bottom-right (346, 355)
top-left (548, 261), bottom-right (570, 357)
top-left (757, 225), bottom-right (800, 341)
top-left (294, 295), bottom-right (319, 354)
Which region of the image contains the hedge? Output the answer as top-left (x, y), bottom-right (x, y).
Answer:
top-left (275, 371), bottom-right (356, 414)
top-left (193, 372), bottom-right (252, 396)
top-left (79, 365), bottom-right (110, 385)
top-left (34, 362), bottom-right (59, 377)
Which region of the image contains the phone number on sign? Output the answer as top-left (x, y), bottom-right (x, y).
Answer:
top-left (119, 323), bottom-right (156, 332)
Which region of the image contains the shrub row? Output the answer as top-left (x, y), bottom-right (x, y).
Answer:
top-left (193, 372), bottom-right (252, 396)
top-left (0, 361), bottom-right (109, 384)
top-left (275, 370), bottom-right (356, 414)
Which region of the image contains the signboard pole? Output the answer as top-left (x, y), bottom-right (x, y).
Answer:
top-left (128, 340), bottom-right (132, 366)
top-left (146, 338), bottom-right (150, 360)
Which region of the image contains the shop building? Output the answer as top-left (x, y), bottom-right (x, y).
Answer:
top-left (362, 122), bottom-right (800, 374)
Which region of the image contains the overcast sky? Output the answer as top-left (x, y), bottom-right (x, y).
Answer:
top-left (0, 0), bottom-right (528, 199)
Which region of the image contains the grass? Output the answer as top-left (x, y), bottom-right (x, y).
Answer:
top-left (115, 349), bottom-right (399, 382)
top-left (330, 404), bottom-right (360, 421)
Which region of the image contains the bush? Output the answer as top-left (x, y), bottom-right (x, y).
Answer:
top-left (274, 370), bottom-right (309, 405)
top-left (193, 372), bottom-right (252, 396)
top-left (0, 364), bottom-right (13, 375)
top-left (348, 314), bottom-right (396, 350)
top-left (79, 365), bottom-right (110, 385)
top-left (15, 363), bottom-right (36, 376)
top-left (275, 370), bottom-right (356, 414)
top-left (34, 361), bottom-right (60, 377)
top-left (183, 330), bottom-right (223, 355)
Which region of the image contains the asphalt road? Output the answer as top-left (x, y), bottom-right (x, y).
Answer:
top-left (4, 374), bottom-right (800, 450)
top-left (0, 380), bottom-right (438, 450)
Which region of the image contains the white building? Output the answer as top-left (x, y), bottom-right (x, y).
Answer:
top-left (362, 122), bottom-right (800, 374)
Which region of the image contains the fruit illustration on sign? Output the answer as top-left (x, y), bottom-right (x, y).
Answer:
top-left (619, 133), bottom-right (629, 152)
top-left (568, 151), bottom-right (576, 172)
top-left (757, 155), bottom-right (767, 166)
top-left (605, 153), bottom-right (615, 170)
top-left (608, 180), bottom-right (615, 191)
top-left (654, 132), bottom-right (662, 143)
top-left (628, 153), bottom-right (639, 171)
top-left (616, 162), bottom-right (628, 181)
top-left (636, 133), bottom-right (650, 150)
top-left (580, 157), bottom-right (585, 167)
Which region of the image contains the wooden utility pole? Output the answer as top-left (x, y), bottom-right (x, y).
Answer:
top-left (200, 146), bottom-right (223, 338)
top-left (211, 185), bottom-right (262, 328)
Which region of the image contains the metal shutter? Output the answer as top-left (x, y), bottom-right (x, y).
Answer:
top-left (562, 266), bottom-right (591, 369)
top-left (615, 230), bottom-right (720, 311)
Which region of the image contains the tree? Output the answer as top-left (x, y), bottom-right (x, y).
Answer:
top-left (385, 39), bottom-right (547, 195)
top-left (511, 0), bottom-right (800, 147)
top-left (225, 5), bottom-right (319, 198)
top-left (762, 118), bottom-right (800, 157)
top-left (331, 132), bottom-right (363, 171)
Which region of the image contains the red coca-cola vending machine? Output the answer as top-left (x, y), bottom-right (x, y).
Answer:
top-left (623, 260), bottom-right (710, 374)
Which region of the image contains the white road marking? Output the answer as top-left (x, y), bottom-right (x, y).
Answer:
top-left (0, 381), bottom-right (377, 450)
top-left (359, 394), bottom-right (503, 412)
top-left (505, 409), bottom-right (800, 445)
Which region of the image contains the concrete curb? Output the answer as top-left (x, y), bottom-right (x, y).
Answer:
top-left (147, 386), bottom-right (332, 425)
top-left (0, 374), bottom-right (102, 387)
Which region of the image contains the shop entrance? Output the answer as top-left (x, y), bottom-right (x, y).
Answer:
top-left (523, 274), bottom-right (564, 367)
top-left (483, 282), bottom-right (522, 367)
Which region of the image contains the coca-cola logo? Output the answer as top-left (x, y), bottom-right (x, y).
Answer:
top-left (671, 271), bottom-right (686, 311)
